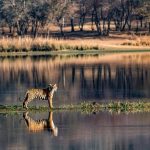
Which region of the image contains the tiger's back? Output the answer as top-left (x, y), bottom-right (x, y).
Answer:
top-left (25, 88), bottom-right (49, 101)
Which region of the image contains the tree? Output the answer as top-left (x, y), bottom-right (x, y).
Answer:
top-left (29, 0), bottom-right (51, 37)
top-left (77, 0), bottom-right (91, 31)
top-left (91, 0), bottom-right (103, 35)
top-left (0, 0), bottom-right (5, 35)
top-left (134, 0), bottom-right (150, 33)
top-left (50, 0), bottom-right (72, 36)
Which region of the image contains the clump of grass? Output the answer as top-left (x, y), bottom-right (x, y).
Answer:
top-left (122, 36), bottom-right (150, 46)
top-left (105, 101), bottom-right (150, 113)
top-left (77, 101), bottom-right (150, 114)
top-left (0, 105), bottom-right (50, 113)
top-left (80, 102), bottom-right (103, 114)
top-left (58, 104), bottom-right (80, 110)
top-left (0, 105), bottom-right (23, 112)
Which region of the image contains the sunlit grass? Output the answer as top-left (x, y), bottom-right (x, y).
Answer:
top-left (122, 35), bottom-right (150, 46)
top-left (0, 35), bottom-right (149, 53)
top-left (0, 36), bottom-right (103, 52)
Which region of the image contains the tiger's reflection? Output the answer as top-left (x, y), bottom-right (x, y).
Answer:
top-left (23, 111), bottom-right (58, 136)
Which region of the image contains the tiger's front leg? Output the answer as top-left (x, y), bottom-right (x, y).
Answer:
top-left (48, 96), bottom-right (53, 109)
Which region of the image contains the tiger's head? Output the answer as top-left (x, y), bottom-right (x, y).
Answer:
top-left (48, 84), bottom-right (57, 92)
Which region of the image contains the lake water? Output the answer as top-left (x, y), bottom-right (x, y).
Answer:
top-left (0, 111), bottom-right (150, 150)
top-left (0, 52), bottom-right (150, 150)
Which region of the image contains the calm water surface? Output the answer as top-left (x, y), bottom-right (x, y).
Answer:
top-left (0, 52), bottom-right (150, 150)
top-left (0, 53), bottom-right (150, 105)
top-left (0, 112), bottom-right (150, 150)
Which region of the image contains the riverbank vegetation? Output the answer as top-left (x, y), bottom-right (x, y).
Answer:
top-left (0, 35), bottom-right (150, 52)
top-left (122, 35), bottom-right (150, 46)
top-left (0, 101), bottom-right (150, 114)
top-left (0, 36), bottom-right (100, 52)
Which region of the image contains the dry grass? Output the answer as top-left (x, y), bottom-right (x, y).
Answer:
top-left (0, 36), bottom-right (103, 52)
top-left (0, 34), bottom-right (150, 52)
top-left (122, 35), bottom-right (150, 46)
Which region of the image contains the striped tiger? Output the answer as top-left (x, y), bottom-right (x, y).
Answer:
top-left (23, 84), bottom-right (57, 109)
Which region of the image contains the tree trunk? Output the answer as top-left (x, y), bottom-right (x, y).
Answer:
top-left (122, 16), bottom-right (128, 31)
top-left (95, 12), bottom-right (101, 35)
top-left (91, 12), bottom-right (94, 31)
top-left (79, 15), bottom-right (85, 31)
top-left (95, 21), bottom-right (101, 35)
top-left (107, 20), bottom-right (111, 36)
top-left (33, 21), bottom-right (38, 38)
top-left (140, 19), bottom-right (143, 28)
top-left (127, 20), bottom-right (131, 31)
top-left (2, 24), bottom-right (5, 35)
top-left (60, 24), bottom-right (64, 37)
top-left (102, 19), bottom-right (105, 35)
top-left (70, 17), bottom-right (74, 32)
top-left (136, 20), bottom-right (139, 33)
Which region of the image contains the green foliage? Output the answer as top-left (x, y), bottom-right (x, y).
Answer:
top-left (0, 101), bottom-right (150, 114)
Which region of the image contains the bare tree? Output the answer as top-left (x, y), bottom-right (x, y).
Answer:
top-left (0, 0), bottom-right (150, 37)
top-left (77, 0), bottom-right (91, 31)
top-left (50, 0), bottom-right (71, 36)
top-left (29, 0), bottom-right (51, 37)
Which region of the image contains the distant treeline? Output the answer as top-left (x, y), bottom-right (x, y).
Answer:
top-left (0, 0), bottom-right (150, 37)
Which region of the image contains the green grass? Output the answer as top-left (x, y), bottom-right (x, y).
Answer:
top-left (0, 101), bottom-right (150, 114)
top-left (0, 49), bottom-right (150, 57)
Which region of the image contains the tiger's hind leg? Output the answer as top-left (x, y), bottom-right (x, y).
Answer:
top-left (23, 93), bottom-right (29, 109)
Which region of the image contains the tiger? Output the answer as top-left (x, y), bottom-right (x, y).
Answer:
top-left (23, 111), bottom-right (58, 136)
top-left (23, 84), bottom-right (57, 109)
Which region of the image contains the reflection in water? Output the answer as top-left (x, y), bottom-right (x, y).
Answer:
top-left (0, 53), bottom-right (150, 105)
top-left (0, 53), bottom-right (150, 150)
top-left (23, 111), bottom-right (58, 136)
top-left (0, 112), bottom-right (150, 150)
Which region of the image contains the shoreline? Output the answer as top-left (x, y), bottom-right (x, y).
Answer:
top-left (0, 48), bottom-right (150, 57)
top-left (0, 101), bottom-right (150, 114)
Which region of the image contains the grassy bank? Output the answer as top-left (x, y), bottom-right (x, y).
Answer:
top-left (0, 101), bottom-right (150, 114)
top-left (0, 37), bottom-right (103, 52)
top-left (0, 36), bottom-right (150, 55)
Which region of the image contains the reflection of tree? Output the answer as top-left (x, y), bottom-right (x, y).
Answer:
top-left (78, 64), bottom-right (150, 99)
top-left (23, 112), bottom-right (58, 136)
top-left (72, 66), bottom-right (76, 85)
top-left (0, 56), bottom-right (150, 103)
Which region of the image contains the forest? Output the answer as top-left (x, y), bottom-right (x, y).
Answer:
top-left (0, 0), bottom-right (150, 37)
